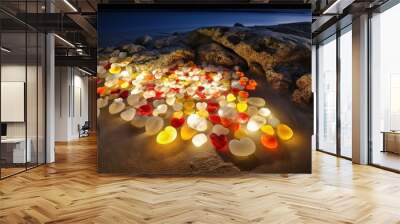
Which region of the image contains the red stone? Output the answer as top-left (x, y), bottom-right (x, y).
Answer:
top-left (209, 114), bottom-right (221, 124)
top-left (229, 123), bottom-right (240, 132)
top-left (207, 102), bottom-right (219, 113)
top-left (104, 63), bottom-right (111, 70)
top-left (137, 104), bottom-right (153, 116)
top-left (237, 112), bottom-right (249, 124)
top-left (210, 133), bottom-right (228, 153)
top-left (97, 87), bottom-right (106, 95)
top-left (170, 117), bottom-right (185, 128)
top-left (261, 134), bottom-right (278, 150)
top-left (220, 118), bottom-right (232, 128)
top-left (231, 88), bottom-right (240, 95)
top-left (119, 90), bottom-right (129, 99)
top-left (110, 89), bottom-right (121, 94)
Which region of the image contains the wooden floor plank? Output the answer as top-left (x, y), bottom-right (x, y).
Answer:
top-left (0, 136), bottom-right (400, 223)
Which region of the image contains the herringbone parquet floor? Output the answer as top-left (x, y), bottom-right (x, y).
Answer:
top-left (1, 136), bottom-right (400, 224)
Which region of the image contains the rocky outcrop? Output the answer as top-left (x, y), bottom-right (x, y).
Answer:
top-left (197, 43), bottom-right (247, 68)
top-left (292, 74), bottom-right (312, 105)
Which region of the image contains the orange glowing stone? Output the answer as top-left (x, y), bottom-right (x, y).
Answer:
top-left (261, 134), bottom-right (278, 150)
top-left (276, 124), bottom-right (294, 141)
top-left (97, 86), bottom-right (106, 95)
top-left (220, 118), bottom-right (233, 128)
top-left (238, 91), bottom-right (249, 99)
top-left (180, 124), bottom-right (197, 141)
top-left (261, 124), bottom-right (275, 136)
top-left (229, 123), bottom-right (240, 133)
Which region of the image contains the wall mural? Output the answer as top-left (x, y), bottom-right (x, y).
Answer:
top-left (97, 5), bottom-right (313, 174)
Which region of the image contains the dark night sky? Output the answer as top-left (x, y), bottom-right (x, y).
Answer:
top-left (98, 9), bottom-right (310, 48)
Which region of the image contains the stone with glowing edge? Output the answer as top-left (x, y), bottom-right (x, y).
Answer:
top-left (261, 134), bottom-right (278, 149)
top-left (229, 137), bottom-right (256, 157)
top-left (120, 108), bottom-right (136, 121)
top-left (109, 100), bottom-right (125, 115)
top-left (276, 124), bottom-right (293, 140)
top-left (247, 115), bottom-right (266, 132)
top-left (156, 126), bottom-right (177, 144)
top-left (180, 124), bottom-right (197, 140)
top-left (192, 133), bottom-right (208, 147)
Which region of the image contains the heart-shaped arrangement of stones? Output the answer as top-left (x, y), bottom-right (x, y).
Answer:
top-left (97, 52), bottom-right (294, 157)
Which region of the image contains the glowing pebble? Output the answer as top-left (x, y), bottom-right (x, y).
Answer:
top-left (166, 96), bottom-right (176, 106)
top-left (247, 115), bottom-right (266, 132)
top-left (192, 133), bottom-right (208, 147)
top-left (261, 125), bottom-right (275, 136)
top-left (172, 111), bottom-right (184, 119)
top-left (109, 100), bottom-right (125, 115)
top-left (210, 133), bottom-right (228, 152)
top-left (247, 106), bottom-right (258, 116)
top-left (212, 124), bottom-right (229, 135)
top-left (218, 106), bottom-right (237, 118)
top-left (170, 117), bottom-right (185, 128)
top-left (207, 102), bottom-right (219, 113)
top-left (137, 104), bottom-right (153, 116)
top-left (180, 124), bottom-right (197, 140)
top-left (109, 63), bottom-right (121, 74)
top-left (258, 107), bottom-right (271, 117)
top-left (156, 104), bottom-right (168, 114)
top-left (184, 108), bottom-right (195, 115)
top-left (183, 101), bottom-right (195, 110)
top-left (229, 137), bottom-right (256, 157)
top-left (276, 124), bottom-right (293, 140)
top-left (120, 81), bottom-right (129, 89)
top-left (237, 102), bottom-right (248, 112)
top-left (97, 97), bottom-right (108, 109)
top-left (131, 116), bottom-right (148, 128)
top-left (237, 112), bottom-right (249, 124)
top-left (120, 108), bottom-right (136, 121)
top-left (197, 110), bottom-right (209, 118)
top-left (156, 126), bottom-right (177, 144)
top-left (173, 103), bottom-right (183, 111)
top-left (143, 90), bottom-right (155, 99)
top-left (196, 102), bottom-right (207, 111)
top-left (226, 93), bottom-right (236, 102)
top-left (127, 94), bottom-right (140, 106)
top-left (234, 129), bottom-right (247, 139)
top-left (261, 134), bottom-right (278, 149)
top-left (268, 116), bottom-right (281, 127)
top-left (145, 116), bottom-right (164, 135)
top-left (187, 114), bottom-right (208, 132)
top-left (209, 114), bottom-right (221, 124)
top-left (247, 97), bottom-right (266, 107)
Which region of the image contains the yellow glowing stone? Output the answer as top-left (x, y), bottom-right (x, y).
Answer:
top-left (226, 93), bottom-right (236, 102)
top-left (109, 64), bottom-right (121, 74)
top-left (276, 124), bottom-right (293, 141)
top-left (120, 81), bottom-right (129, 89)
top-left (183, 101), bottom-right (195, 110)
top-left (172, 111), bottom-right (184, 119)
top-left (196, 110), bottom-right (209, 118)
top-left (261, 125), bottom-right (275, 136)
top-left (236, 102), bottom-right (248, 112)
top-left (180, 124), bottom-right (197, 140)
top-left (184, 108), bottom-right (195, 115)
top-left (156, 126), bottom-right (177, 144)
top-left (234, 128), bottom-right (247, 139)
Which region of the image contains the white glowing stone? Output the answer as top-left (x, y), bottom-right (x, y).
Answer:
top-left (192, 133), bottom-right (208, 147)
top-left (143, 90), bottom-right (155, 99)
top-left (247, 106), bottom-right (258, 116)
top-left (109, 100), bottom-right (125, 115)
top-left (229, 137), bottom-right (256, 157)
top-left (268, 116), bottom-right (281, 127)
top-left (187, 114), bottom-right (208, 132)
top-left (156, 104), bottom-right (168, 114)
top-left (247, 115), bottom-right (266, 132)
top-left (97, 97), bottom-right (108, 109)
top-left (247, 97), bottom-right (266, 107)
top-left (196, 102), bottom-right (207, 111)
top-left (258, 107), bottom-right (271, 117)
top-left (120, 108), bottom-right (136, 121)
top-left (127, 94), bottom-right (140, 106)
top-left (212, 124), bottom-right (230, 135)
top-left (166, 96), bottom-right (176, 106)
top-left (145, 116), bottom-right (164, 135)
top-left (173, 103), bottom-right (183, 111)
top-left (218, 106), bottom-right (237, 118)
top-left (131, 116), bottom-right (148, 128)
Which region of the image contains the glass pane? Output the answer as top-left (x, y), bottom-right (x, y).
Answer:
top-left (1, 31), bottom-right (27, 177)
top-left (317, 36), bottom-right (337, 154)
top-left (38, 33), bottom-right (45, 165)
top-left (339, 28), bottom-right (352, 158)
top-left (371, 4), bottom-right (400, 171)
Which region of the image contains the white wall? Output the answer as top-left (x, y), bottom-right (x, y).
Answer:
top-left (55, 67), bottom-right (89, 141)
